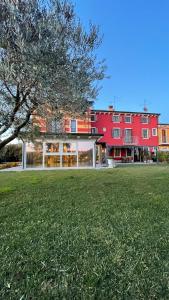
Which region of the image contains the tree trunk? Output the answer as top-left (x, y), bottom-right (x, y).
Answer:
top-left (0, 112), bottom-right (31, 150)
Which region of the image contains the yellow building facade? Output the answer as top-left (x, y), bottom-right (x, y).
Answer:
top-left (158, 124), bottom-right (169, 151)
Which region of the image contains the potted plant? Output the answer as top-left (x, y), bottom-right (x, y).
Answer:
top-left (107, 156), bottom-right (116, 168)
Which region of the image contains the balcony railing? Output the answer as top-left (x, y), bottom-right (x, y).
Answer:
top-left (123, 136), bottom-right (138, 145)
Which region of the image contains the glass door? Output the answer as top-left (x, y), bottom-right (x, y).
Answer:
top-left (124, 129), bottom-right (132, 143)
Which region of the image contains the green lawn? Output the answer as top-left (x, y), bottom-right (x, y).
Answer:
top-left (0, 166), bottom-right (169, 299)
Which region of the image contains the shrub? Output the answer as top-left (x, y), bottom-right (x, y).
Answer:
top-left (157, 151), bottom-right (169, 163)
top-left (0, 162), bottom-right (20, 170)
top-left (0, 144), bottom-right (22, 163)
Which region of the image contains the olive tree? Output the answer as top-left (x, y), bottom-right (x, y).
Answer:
top-left (0, 0), bottom-right (106, 149)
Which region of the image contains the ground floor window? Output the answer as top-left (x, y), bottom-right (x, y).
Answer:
top-left (45, 155), bottom-right (60, 168)
top-left (46, 143), bottom-right (60, 153)
top-left (25, 140), bottom-right (95, 168)
top-left (114, 148), bottom-right (121, 157)
top-left (62, 155), bottom-right (77, 167)
top-left (126, 148), bottom-right (132, 157)
top-left (26, 142), bottom-right (43, 168)
top-left (78, 141), bottom-right (93, 167)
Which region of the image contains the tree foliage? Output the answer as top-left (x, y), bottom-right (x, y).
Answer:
top-left (0, 0), bottom-right (106, 149)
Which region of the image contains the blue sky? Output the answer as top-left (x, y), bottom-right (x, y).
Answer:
top-left (75, 0), bottom-right (169, 122)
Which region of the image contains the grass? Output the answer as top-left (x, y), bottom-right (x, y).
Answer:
top-left (0, 166), bottom-right (169, 299)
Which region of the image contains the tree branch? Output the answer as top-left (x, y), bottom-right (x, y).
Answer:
top-left (3, 81), bottom-right (16, 99)
top-left (0, 111), bottom-right (31, 150)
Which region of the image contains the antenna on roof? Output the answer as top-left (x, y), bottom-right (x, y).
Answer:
top-left (113, 96), bottom-right (120, 110)
top-left (143, 99), bottom-right (148, 112)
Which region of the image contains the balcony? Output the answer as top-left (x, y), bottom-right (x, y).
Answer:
top-left (123, 136), bottom-right (138, 145)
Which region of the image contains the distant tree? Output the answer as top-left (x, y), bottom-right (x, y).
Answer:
top-left (0, 0), bottom-right (106, 150)
top-left (0, 143), bottom-right (22, 162)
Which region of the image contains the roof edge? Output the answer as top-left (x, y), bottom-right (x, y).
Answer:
top-left (91, 109), bottom-right (160, 116)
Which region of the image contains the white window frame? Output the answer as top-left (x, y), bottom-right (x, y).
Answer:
top-left (141, 115), bottom-right (149, 124)
top-left (112, 128), bottom-right (121, 139)
top-left (112, 114), bottom-right (120, 123)
top-left (152, 128), bottom-right (157, 136)
top-left (70, 119), bottom-right (77, 133)
top-left (25, 140), bottom-right (96, 169)
top-left (114, 148), bottom-right (121, 157)
top-left (125, 115), bottom-right (132, 123)
top-left (142, 128), bottom-right (149, 139)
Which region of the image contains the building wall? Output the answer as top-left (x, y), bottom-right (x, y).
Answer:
top-left (158, 124), bottom-right (169, 151)
top-left (33, 109), bottom-right (159, 149)
top-left (34, 111), bottom-right (91, 134)
top-left (64, 115), bottom-right (91, 134)
top-left (92, 111), bottom-right (159, 147)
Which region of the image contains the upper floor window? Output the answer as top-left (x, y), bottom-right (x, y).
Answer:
top-left (70, 119), bottom-right (77, 133)
top-left (91, 114), bottom-right (96, 122)
top-left (103, 127), bottom-right (106, 132)
top-left (47, 118), bottom-right (62, 133)
top-left (91, 127), bottom-right (97, 134)
top-left (112, 114), bottom-right (120, 123)
top-left (162, 129), bottom-right (167, 143)
top-left (112, 128), bottom-right (120, 138)
top-left (124, 129), bottom-right (132, 143)
top-left (125, 115), bottom-right (132, 123)
top-left (141, 116), bottom-right (149, 124)
top-left (152, 128), bottom-right (157, 136)
top-left (142, 129), bottom-right (149, 139)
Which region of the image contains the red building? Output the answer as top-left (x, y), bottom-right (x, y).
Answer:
top-left (91, 106), bottom-right (159, 163)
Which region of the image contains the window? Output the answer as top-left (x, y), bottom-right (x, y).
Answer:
top-left (103, 127), bottom-right (106, 132)
top-left (125, 115), bottom-right (132, 123)
top-left (141, 116), bottom-right (149, 124)
top-left (124, 129), bottom-right (132, 143)
top-left (152, 128), bottom-right (157, 136)
top-left (45, 156), bottom-right (60, 168)
top-left (62, 155), bottom-right (77, 167)
top-left (114, 148), bottom-right (121, 157)
top-left (70, 120), bottom-right (76, 133)
top-left (91, 127), bottom-right (97, 134)
top-left (162, 129), bottom-right (167, 143)
top-left (63, 143), bottom-right (76, 153)
top-left (46, 143), bottom-right (59, 153)
top-left (112, 128), bottom-right (120, 138)
top-left (126, 148), bottom-right (132, 157)
top-left (142, 129), bottom-right (149, 139)
top-left (91, 114), bottom-right (96, 122)
top-left (112, 115), bottom-right (120, 123)
top-left (48, 118), bottom-right (62, 133)
top-left (78, 141), bottom-right (93, 167)
top-left (26, 142), bottom-right (43, 168)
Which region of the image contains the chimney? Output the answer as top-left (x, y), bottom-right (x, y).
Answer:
top-left (108, 105), bottom-right (114, 111)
